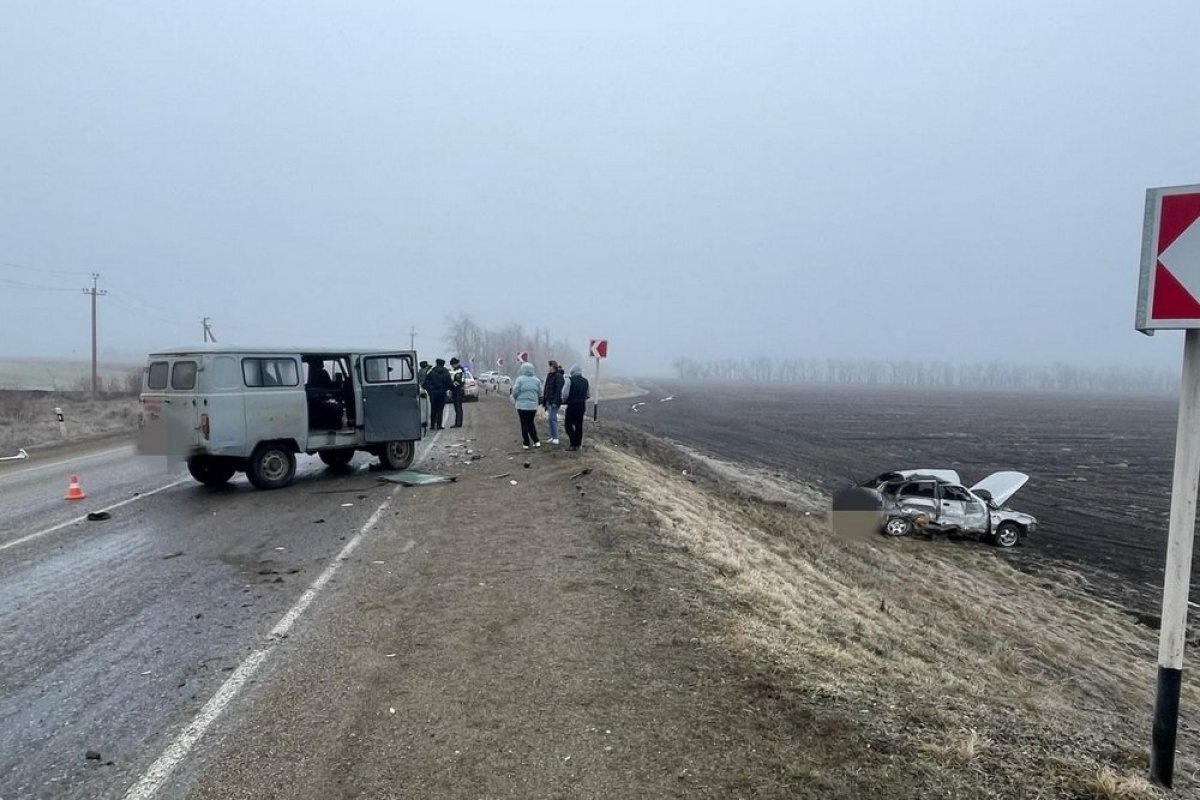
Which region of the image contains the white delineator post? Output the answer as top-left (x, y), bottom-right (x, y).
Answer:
top-left (1152, 327), bottom-right (1200, 787)
top-left (592, 356), bottom-right (600, 421)
top-left (55, 407), bottom-right (67, 439)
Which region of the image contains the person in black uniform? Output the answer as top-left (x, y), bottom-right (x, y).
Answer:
top-left (448, 357), bottom-right (466, 428)
top-left (423, 358), bottom-right (452, 430)
top-left (561, 364), bottom-right (590, 451)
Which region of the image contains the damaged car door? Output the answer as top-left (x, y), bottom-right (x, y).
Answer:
top-left (936, 484), bottom-right (988, 533)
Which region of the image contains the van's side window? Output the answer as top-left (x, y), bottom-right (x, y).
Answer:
top-left (171, 361), bottom-right (198, 390)
top-left (363, 355), bottom-right (415, 383)
top-left (147, 361), bottom-right (169, 390)
top-left (242, 358), bottom-right (299, 388)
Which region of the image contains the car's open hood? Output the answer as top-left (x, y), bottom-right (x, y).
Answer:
top-left (970, 471), bottom-right (1029, 507)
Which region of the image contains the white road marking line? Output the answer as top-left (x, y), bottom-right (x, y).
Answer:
top-left (122, 491), bottom-right (396, 800)
top-left (0, 444), bottom-right (134, 481)
top-left (0, 477), bottom-right (191, 553)
top-left (121, 429), bottom-right (440, 800)
top-left (269, 498), bottom-right (391, 639)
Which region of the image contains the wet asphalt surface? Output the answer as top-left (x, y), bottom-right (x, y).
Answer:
top-left (0, 444), bottom-right (410, 800)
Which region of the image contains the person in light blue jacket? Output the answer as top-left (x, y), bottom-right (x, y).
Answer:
top-left (509, 361), bottom-right (543, 449)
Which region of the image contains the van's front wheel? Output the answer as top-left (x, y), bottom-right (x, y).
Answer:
top-left (247, 443), bottom-right (297, 490)
top-left (378, 441), bottom-right (414, 470)
top-left (187, 456), bottom-right (236, 487)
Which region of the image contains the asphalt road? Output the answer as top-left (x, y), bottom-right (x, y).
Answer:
top-left (0, 439), bottom-right (436, 800)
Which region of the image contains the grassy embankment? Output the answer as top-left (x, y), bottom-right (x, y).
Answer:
top-left (0, 358), bottom-right (141, 452)
top-left (596, 422), bottom-right (1183, 799)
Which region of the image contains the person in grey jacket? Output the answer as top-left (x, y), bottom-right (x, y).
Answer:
top-left (509, 361), bottom-right (543, 449)
top-left (560, 364), bottom-right (590, 451)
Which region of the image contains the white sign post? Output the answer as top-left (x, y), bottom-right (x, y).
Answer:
top-left (1138, 183), bottom-right (1200, 787)
top-left (588, 339), bottom-right (608, 421)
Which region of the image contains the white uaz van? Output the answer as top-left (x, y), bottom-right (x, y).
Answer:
top-left (137, 346), bottom-right (427, 489)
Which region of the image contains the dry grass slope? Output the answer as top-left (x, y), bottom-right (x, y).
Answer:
top-left (594, 424), bottom-right (1184, 799)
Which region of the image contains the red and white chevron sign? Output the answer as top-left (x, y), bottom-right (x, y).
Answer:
top-left (1138, 184), bottom-right (1200, 331)
top-left (588, 339), bottom-right (608, 358)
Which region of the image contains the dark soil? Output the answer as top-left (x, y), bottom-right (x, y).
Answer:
top-left (615, 380), bottom-right (1179, 613)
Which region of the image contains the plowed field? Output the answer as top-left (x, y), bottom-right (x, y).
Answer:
top-left (615, 381), bottom-right (1178, 611)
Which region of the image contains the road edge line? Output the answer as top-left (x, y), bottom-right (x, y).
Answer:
top-left (121, 429), bottom-right (440, 800)
top-left (0, 477), bottom-right (192, 553)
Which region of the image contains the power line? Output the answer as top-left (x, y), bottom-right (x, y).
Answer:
top-left (105, 293), bottom-right (194, 328)
top-left (0, 259), bottom-right (92, 277)
top-left (0, 277), bottom-right (78, 292)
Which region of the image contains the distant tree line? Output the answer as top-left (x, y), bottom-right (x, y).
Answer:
top-left (441, 314), bottom-right (583, 377)
top-left (670, 357), bottom-right (1179, 394)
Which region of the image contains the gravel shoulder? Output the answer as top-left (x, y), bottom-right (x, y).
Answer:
top-left (183, 397), bottom-right (813, 799)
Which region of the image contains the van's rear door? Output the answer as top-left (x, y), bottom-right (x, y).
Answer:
top-left (359, 352), bottom-right (422, 443)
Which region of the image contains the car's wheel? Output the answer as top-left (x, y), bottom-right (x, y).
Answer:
top-left (318, 448), bottom-right (356, 471)
top-left (378, 440), bottom-right (415, 470)
top-left (247, 443), bottom-right (297, 490)
top-left (883, 516), bottom-right (913, 537)
top-left (187, 456), bottom-right (236, 487)
top-left (992, 522), bottom-right (1022, 548)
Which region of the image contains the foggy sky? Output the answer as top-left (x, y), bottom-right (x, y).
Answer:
top-left (2, 1), bottom-right (1198, 375)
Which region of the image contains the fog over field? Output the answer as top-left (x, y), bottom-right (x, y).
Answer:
top-left (2, 2), bottom-right (1199, 377)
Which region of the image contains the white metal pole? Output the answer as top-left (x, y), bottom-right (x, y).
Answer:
top-left (1151, 327), bottom-right (1200, 787)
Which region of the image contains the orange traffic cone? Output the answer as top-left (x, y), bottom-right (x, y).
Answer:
top-left (64, 474), bottom-right (86, 501)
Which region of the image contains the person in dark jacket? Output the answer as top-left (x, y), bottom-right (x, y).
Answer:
top-left (543, 360), bottom-right (565, 444)
top-left (560, 364), bottom-right (590, 451)
top-left (448, 357), bottom-right (466, 428)
top-left (423, 358), bottom-right (452, 430)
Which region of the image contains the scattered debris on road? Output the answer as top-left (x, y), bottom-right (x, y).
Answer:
top-left (489, 473), bottom-right (511, 479)
top-left (378, 470), bottom-right (455, 486)
top-left (85, 749), bottom-right (102, 761)
top-left (569, 468), bottom-right (592, 480)
top-left (86, 511), bottom-right (111, 521)
top-left (161, 552), bottom-right (184, 560)
top-left (0, 447), bottom-right (28, 462)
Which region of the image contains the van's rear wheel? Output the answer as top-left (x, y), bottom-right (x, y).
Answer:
top-left (187, 456), bottom-right (236, 487)
top-left (378, 441), bottom-right (414, 470)
top-left (247, 443), bottom-right (297, 490)
top-left (319, 448), bottom-right (356, 471)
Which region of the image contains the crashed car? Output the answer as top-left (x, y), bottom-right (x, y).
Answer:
top-left (856, 469), bottom-right (1037, 548)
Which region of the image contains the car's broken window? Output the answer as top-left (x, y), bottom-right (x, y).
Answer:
top-left (899, 481), bottom-right (935, 499)
top-left (942, 486), bottom-right (972, 502)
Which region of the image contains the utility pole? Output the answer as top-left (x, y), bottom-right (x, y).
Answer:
top-left (82, 273), bottom-right (107, 397)
top-left (202, 317), bottom-right (217, 342)
top-left (410, 325), bottom-right (416, 350)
